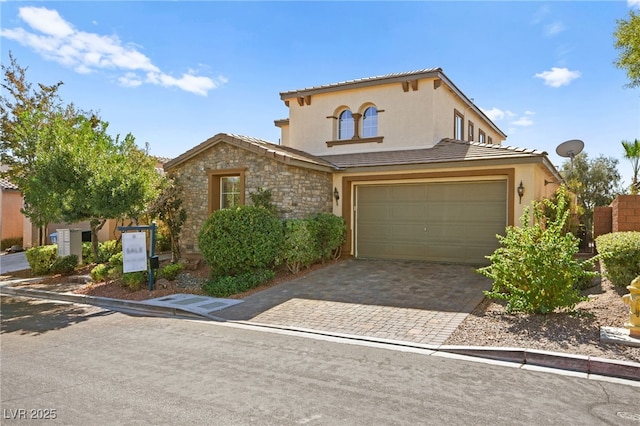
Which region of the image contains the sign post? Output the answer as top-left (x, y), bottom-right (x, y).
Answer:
top-left (117, 222), bottom-right (158, 291)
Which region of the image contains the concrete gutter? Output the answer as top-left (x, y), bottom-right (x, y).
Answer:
top-left (1, 283), bottom-right (638, 383)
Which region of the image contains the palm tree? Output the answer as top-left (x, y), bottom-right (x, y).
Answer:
top-left (622, 139), bottom-right (640, 194)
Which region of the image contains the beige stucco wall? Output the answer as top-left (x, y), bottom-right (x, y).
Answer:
top-left (0, 189), bottom-right (23, 241)
top-left (169, 142), bottom-right (333, 257)
top-left (281, 77), bottom-right (505, 157)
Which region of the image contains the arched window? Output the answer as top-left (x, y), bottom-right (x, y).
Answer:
top-left (338, 110), bottom-right (354, 139)
top-left (362, 106), bottom-right (378, 137)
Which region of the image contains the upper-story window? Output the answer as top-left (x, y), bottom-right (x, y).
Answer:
top-left (362, 106), bottom-right (378, 138)
top-left (338, 109), bottom-right (354, 139)
top-left (478, 129), bottom-right (486, 143)
top-left (468, 121), bottom-right (474, 141)
top-left (454, 110), bottom-right (464, 140)
top-left (487, 136), bottom-right (493, 144)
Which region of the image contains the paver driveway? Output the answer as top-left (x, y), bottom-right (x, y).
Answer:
top-left (216, 259), bottom-right (492, 345)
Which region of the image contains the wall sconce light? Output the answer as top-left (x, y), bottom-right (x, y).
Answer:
top-left (333, 187), bottom-right (340, 205)
top-left (517, 181), bottom-right (525, 204)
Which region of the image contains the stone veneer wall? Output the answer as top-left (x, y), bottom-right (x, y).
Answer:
top-left (170, 143), bottom-right (333, 258)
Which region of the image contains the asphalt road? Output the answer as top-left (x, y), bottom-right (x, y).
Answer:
top-left (0, 252), bottom-right (29, 274)
top-left (1, 296), bottom-right (639, 425)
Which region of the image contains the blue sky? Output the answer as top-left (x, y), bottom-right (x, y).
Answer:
top-left (1, 1), bottom-right (639, 188)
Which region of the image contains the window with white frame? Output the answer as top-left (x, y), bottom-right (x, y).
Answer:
top-left (220, 176), bottom-right (240, 209)
top-left (454, 110), bottom-right (464, 140)
top-left (338, 109), bottom-right (354, 139)
top-left (362, 106), bottom-right (378, 137)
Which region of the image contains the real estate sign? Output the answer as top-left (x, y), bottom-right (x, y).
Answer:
top-left (122, 232), bottom-right (147, 273)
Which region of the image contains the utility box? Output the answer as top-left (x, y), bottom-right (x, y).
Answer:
top-left (57, 228), bottom-right (83, 264)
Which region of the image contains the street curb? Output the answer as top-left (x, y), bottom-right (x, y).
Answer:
top-left (437, 346), bottom-right (640, 382)
top-left (0, 285), bottom-right (210, 320)
top-left (2, 284), bottom-right (639, 382)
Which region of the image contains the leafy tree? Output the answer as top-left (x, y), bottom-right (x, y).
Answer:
top-left (622, 139), bottom-right (640, 194)
top-left (0, 53), bottom-right (64, 243)
top-left (614, 10), bottom-right (640, 88)
top-left (149, 176), bottom-right (187, 263)
top-left (561, 152), bottom-right (622, 231)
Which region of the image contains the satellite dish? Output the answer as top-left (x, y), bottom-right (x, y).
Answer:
top-left (556, 139), bottom-right (584, 174)
top-left (556, 139), bottom-right (584, 159)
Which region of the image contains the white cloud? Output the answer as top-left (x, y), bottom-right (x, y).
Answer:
top-left (0, 6), bottom-right (224, 96)
top-left (481, 107), bottom-right (515, 122)
top-left (544, 21), bottom-right (565, 37)
top-left (629, 0), bottom-right (640, 8)
top-left (18, 6), bottom-right (74, 38)
top-left (534, 67), bottom-right (581, 87)
top-left (511, 116), bottom-right (534, 127)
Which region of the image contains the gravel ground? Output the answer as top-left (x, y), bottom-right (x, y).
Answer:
top-left (445, 276), bottom-right (640, 363)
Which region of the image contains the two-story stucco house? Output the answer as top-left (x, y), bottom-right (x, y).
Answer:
top-left (165, 68), bottom-right (562, 264)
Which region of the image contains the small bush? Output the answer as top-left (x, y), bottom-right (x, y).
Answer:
top-left (122, 271), bottom-right (146, 291)
top-left (479, 186), bottom-right (596, 314)
top-left (1, 237), bottom-right (23, 251)
top-left (282, 219), bottom-right (319, 273)
top-left (50, 255), bottom-right (78, 275)
top-left (98, 240), bottom-right (122, 263)
top-left (314, 213), bottom-right (346, 261)
top-left (91, 264), bottom-right (111, 282)
top-left (25, 245), bottom-right (58, 275)
top-left (596, 231), bottom-right (640, 288)
top-left (202, 269), bottom-right (275, 297)
top-left (198, 206), bottom-right (284, 276)
top-left (82, 242), bottom-right (94, 264)
top-left (160, 262), bottom-right (184, 281)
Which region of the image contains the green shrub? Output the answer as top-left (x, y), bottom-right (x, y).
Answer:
top-left (202, 269), bottom-right (275, 297)
top-left (107, 252), bottom-right (124, 279)
top-left (50, 255), bottom-right (78, 275)
top-left (198, 206), bottom-right (284, 276)
top-left (248, 188), bottom-right (278, 215)
top-left (82, 239), bottom-right (123, 264)
top-left (314, 213), bottom-right (346, 261)
top-left (1, 237), bottom-right (23, 251)
top-left (596, 231), bottom-right (640, 288)
top-left (82, 242), bottom-right (94, 264)
top-left (25, 245), bottom-right (58, 275)
top-left (478, 188), bottom-right (596, 314)
top-left (282, 219), bottom-right (320, 273)
top-left (160, 262), bottom-right (184, 281)
top-left (98, 240), bottom-right (122, 263)
top-left (91, 264), bottom-right (111, 282)
top-left (121, 271), bottom-right (146, 291)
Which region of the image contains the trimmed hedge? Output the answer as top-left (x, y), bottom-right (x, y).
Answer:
top-left (282, 219), bottom-right (319, 273)
top-left (202, 269), bottom-right (275, 297)
top-left (198, 206), bottom-right (283, 277)
top-left (281, 214), bottom-right (346, 273)
top-left (25, 245), bottom-right (58, 275)
top-left (595, 231), bottom-right (640, 288)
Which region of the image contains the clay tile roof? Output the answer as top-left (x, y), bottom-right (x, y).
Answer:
top-left (0, 177), bottom-right (19, 191)
top-left (319, 139), bottom-right (547, 169)
top-left (164, 133), bottom-right (337, 172)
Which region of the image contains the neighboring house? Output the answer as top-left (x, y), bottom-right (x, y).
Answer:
top-left (0, 176), bottom-right (23, 245)
top-left (165, 68), bottom-right (562, 264)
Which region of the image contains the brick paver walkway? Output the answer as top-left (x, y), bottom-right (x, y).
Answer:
top-left (216, 259), bottom-right (491, 346)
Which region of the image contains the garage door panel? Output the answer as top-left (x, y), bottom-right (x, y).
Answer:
top-left (356, 181), bottom-right (507, 264)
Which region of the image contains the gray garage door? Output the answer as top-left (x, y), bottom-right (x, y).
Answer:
top-left (355, 180), bottom-right (507, 264)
